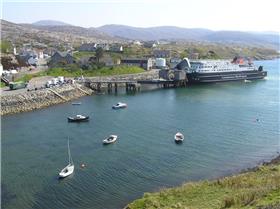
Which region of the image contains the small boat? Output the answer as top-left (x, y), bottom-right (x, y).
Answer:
top-left (59, 140), bottom-right (74, 178)
top-left (68, 115), bottom-right (89, 122)
top-left (103, 135), bottom-right (118, 144)
top-left (244, 79), bottom-right (252, 83)
top-left (174, 132), bottom-right (184, 143)
top-left (112, 102), bottom-right (127, 109)
top-left (72, 102), bottom-right (82, 105)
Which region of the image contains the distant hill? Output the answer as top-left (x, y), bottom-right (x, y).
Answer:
top-left (28, 24), bottom-right (112, 40)
top-left (204, 31), bottom-right (279, 49)
top-left (1, 20), bottom-right (121, 48)
top-left (32, 20), bottom-right (71, 26)
top-left (97, 24), bottom-right (279, 49)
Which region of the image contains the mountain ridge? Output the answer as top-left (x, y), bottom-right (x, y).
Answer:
top-left (1, 19), bottom-right (121, 47)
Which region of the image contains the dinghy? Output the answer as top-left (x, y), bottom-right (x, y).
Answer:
top-left (103, 135), bottom-right (118, 144)
top-left (112, 102), bottom-right (127, 109)
top-left (174, 132), bottom-right (184, 143)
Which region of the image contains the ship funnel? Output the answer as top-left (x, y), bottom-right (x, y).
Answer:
top-left (176, 58), bottom-right (191, 70)
top-left (183, 58), bottom-right (191, 68)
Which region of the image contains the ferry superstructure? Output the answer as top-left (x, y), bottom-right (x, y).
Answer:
top-left (176, 57), bottom-right (267, 83)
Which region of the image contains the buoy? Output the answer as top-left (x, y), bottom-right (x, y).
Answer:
top-left (80, 163), bottom-right (86, 168)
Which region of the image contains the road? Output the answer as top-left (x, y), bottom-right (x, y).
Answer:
top-left (0, 76), bottom-right (53, 96)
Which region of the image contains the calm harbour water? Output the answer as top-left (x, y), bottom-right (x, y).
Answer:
top-left (2, 59), bottom-right (279, 209)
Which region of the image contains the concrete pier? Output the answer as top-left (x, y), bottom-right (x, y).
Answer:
top-left (84, 69), bottom-right (188, 93)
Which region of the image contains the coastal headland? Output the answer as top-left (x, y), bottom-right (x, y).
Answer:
top-left (126, 155), bottom-right (280, 209)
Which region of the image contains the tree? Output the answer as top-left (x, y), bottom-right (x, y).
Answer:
top-left (0, 40), bottom-right (12, 54)
top-left (95, 47), bottom-right (104, 63)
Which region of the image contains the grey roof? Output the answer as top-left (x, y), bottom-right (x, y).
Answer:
top-left (121, 58), bottom-right (150, 61)
top-left (55, 51), bottom-right (71, 57)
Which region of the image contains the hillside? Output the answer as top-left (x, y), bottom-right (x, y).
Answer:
top-left (1, 20), bottom-right (120, 48)
top-left (1, 19), bottom-right (279, 59)
top-left (204, 31), bottom-right (279, 49)
top-left (126, 156), bottom-right (280, 209)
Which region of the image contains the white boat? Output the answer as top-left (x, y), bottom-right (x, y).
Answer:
top-left (244, 79), bottom-right (252, 83)
top-left (103, 135), bottom-right (118, 144)
top-left (112, 102), bottom-right (127, 109)
top-left (59, 140), bottom-right (74, 178)
top-left (174, 132), bottom-right (184, 143)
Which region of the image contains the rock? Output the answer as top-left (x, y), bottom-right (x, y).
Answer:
top-left (0, 84), bottom-right (93, 115)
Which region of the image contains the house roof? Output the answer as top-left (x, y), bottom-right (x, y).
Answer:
top-left (121, 58), bottom-right (150, 61)
top-left (55, 51), bottom-right (72, 57)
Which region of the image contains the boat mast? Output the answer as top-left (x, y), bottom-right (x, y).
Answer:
top-left (68, 139), bottom-right (71, 165)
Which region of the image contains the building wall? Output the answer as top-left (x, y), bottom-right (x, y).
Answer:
top-left (121, 58), bottom-right (153, 70)
top-left (48, 52), bottom-right (74, 66)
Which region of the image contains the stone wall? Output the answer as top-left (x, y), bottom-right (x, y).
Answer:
top-left (0, 84), bottom-right (93, 115)
top-left (85, 69), bottom-right (159, 83)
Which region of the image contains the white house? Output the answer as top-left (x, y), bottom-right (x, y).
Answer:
top-left (39, 51), bottom-right (44, 59)
top-left (0, 64), bottom-right (3, 75)
top-left (13, 47), bottom-right (17, 55)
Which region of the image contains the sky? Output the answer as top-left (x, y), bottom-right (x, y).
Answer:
top-left (1, 0), bottom-right (280, 32)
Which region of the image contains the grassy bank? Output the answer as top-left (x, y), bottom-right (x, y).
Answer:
top-left (126, 157), bottom-right (280, 209)
top-left (14, 66), bottom-right (145, 82)
top-left (1, 81), bottom-right (7, 88)
top-left (47, 65), bottom-right (145, 77)
top-left (73, 51), bottom-right (96, 59)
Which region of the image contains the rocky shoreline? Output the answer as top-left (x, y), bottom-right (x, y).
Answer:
top-left (0, 84), bottom-right (94, 115)
top-left (0, 71), bottom-right (159, 116)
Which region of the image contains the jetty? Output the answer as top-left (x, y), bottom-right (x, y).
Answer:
top-left (84, 70), bottom-right (187, 92)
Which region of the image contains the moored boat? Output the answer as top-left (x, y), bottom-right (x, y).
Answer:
top-left (59, 140), bottom-right (74, 178)
top-left (103, 135), bottom-right (118, 144)
top-left (174, 132), bottom-right (184, 143)
top-left (112, 102), bottom-right (127, 109)
top-left (176, 57), bottom-right (267, 83)
top-left (68, 115), bottom-right (89, 122)
top-left (72, 102), bottom-right (82, 105)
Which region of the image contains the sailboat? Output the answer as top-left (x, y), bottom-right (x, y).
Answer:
top-left (59, 140), bottom-right (74, 178)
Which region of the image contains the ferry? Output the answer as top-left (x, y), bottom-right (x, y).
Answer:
top-left (176, 57), bottom-right (267, 83)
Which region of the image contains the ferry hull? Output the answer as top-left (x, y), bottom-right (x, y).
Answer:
top-left (187, 70), bottom-right (267, 83)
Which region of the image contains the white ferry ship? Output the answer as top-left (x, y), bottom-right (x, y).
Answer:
top-left (176, 57), bottom-right (267, 83)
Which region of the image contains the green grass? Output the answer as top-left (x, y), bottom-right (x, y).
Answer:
top-left (14, 71), bottom-right (48, 82)
top-left (14, 65), bottom-right (145, 82)
top-left (126, 163), bottom-right (280, 209)
top-left (73, 51), bottom-right (96, 59)
top-left (46, 66), bottom-right (145, 77)
top-left (1, 81), bottom-right (7, 88)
